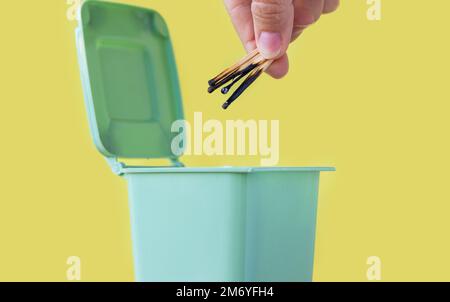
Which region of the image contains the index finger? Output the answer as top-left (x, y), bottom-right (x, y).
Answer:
top-left (224, 0), bottom-right (256, 52)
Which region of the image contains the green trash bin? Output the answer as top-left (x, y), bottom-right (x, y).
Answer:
top-left (76, 0), bottom-right (334, 282)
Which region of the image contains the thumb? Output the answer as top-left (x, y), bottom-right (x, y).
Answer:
top-left (251, 0), bottom-right (294, 59)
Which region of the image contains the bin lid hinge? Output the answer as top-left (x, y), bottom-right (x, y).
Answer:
top-left (105, 157), bottom-right (184, 175)
top-left (106, 158), bottom-right (125, 176)
top-left (170, 158), bottom-right (185, 167)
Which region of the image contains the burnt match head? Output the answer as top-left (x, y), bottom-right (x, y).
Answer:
top-left (222, 102), bottom-right (230, 110)
top-left (208, 50), bottom-right (272, 109)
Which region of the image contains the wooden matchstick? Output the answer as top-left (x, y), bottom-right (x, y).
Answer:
top-left (208, 54), bottom-right (266, 93)
top-left (208, 49), bottom-right (259, 87)
top-left (208, 50), bottom-right (265, 91)
top-left (221, 63), bottom-right (259, 94)
top-left (208, 50), bottom-right (273, 109)
top-left (222, 67), bottom-right (263, 109)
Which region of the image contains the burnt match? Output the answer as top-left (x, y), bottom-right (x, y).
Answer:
top-left (208, 50), bottom-right (272, 110)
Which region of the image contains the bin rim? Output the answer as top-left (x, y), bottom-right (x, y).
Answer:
top-left (121, 166), bottom-right (335, 174)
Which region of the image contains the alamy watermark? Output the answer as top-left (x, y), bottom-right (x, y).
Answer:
top-left (171, 112), bottom-right (279, 166)
top-left (367, 0), bottom-right (382, 21)
top-left (67, 0), bottom-right (84, 21)
top-left (366, 256), bottom-right (382, 281)
top-left (66, 256), bottom-right (81, 281)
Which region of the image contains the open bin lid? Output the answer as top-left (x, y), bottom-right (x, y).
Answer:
top-left (76, 0), bottom-right (184, 161)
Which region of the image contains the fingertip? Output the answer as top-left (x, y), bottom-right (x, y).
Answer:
top-left (290, 28), bottom-right (304, 42)
top-left (266, 54), bottom-right (289, 79)
top-left (244, 40), bottom-right (257, 53)
top-left (323, 0), bottom-right (340, 14)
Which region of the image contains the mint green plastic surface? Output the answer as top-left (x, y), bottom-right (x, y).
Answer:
top-left (76, 0), bottom-right (335, 282)
top-left (126, 168), bottom-right (330, 282)
top-left (78, 0), bottom-right (183, 159)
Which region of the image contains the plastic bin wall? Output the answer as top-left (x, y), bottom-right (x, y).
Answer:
top-left (126, 170), bottom-right (320, 282)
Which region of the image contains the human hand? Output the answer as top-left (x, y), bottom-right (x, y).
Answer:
top-left (224, 0), bottom-right (339, 78)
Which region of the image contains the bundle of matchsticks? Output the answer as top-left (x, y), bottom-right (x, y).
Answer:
top-left (208, 49), bottom-right (273, 110)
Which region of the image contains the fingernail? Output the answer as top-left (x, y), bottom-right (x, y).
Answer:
top-left (258, 32), bottom-right (282, 59)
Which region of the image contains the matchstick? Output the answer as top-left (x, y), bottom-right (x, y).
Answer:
top-left (208, 49), bottom-right (259, 87)
top-left (208, 50), bottom-right (273, 109)
top-left (221, 60), bottom-right (272, 110)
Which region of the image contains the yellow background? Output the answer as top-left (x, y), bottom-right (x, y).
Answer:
top-left (0, 0), bottom-right (449, 281)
